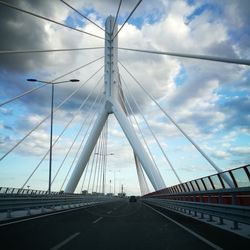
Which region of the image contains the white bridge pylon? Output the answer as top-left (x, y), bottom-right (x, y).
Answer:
top-left (65, 16), bottom-right (166, 193)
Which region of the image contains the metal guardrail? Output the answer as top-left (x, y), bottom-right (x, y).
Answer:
top-left (0, 194), bottom-right (119, 219)
top-left (142, 197), bottom-right (250, 230)
top-left (0, 186), bottom-right (82, 196)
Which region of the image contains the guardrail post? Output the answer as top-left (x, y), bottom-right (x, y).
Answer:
top-left (218, 217), bottom-right (224, 225)
top-left (27, 207), bottom-right (31, 216)
top-left (232, 221), bottom-right (240, 230)
top-left (194, 210), bottom-right (197, 217)
top-left (232, 194), bottom-right (236, 205)
top-left (208, 194), bottom-right (211, 203)
top-left (7, 209), bottom-right (12, 218)
top-left (200, 212), bottom-right (204, 219)
top-left (208, 214), bottom-right (214, 222)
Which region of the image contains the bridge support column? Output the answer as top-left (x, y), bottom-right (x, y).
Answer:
top-left (65, 107), bottom-right (108, 193)
top-left (134, 152), bottom-right (150, 195)
top-left (112, 101), bottom-right (165, 190)
top-left (65, 15), bottom-right (166, 193)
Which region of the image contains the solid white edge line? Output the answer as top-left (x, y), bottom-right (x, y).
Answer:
top-left (144, 203), bottom-right (223, 250)
top-left (50, 232), bottom-right (80, 250)
top-left (92, 217), bottom-right (103, 224)
top-left (0, 202), bottom-right (103, 227)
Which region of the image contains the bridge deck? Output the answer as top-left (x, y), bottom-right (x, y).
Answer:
top-left (0, 200), bottom-right (248, 250)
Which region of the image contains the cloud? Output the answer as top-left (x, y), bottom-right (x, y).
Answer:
top-left (222, 96), bottom-right (250, 130)
top-left (228, 147), bottom-right (250, 156)
top-left (1, 0), bottom-right (249, 192)
top-left (211, 150), bottom-right (230, 160)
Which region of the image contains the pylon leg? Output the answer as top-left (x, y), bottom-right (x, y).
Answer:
top-left (65, 107), bottom-right (108, 193)
top-left (112, 101), bottom-right (166, 190)
top-left (134, 152), bottom-right (150, 195)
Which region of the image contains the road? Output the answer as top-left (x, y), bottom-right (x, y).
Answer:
top-left (0, 199), bottom-right (248, 250)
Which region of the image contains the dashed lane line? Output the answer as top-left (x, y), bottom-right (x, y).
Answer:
top-left (50, 232), bottom-right (80, 250)
top-left (92, 217), bottom-right (103, 224)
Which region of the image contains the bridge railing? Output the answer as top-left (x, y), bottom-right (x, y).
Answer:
top-left (144, 164), bottom-right (250, 198)
top-left (0, 187), bottom-right (59, 196)
top-left (142, 165), bottom-right (250, 230)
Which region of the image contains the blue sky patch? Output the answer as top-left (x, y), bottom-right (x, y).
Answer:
top-left (174, 65), bottom-right (187, 87)
top-left (187, 3), bottom-right (222, 23)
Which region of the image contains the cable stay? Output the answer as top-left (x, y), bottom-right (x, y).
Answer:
top-left (0, 65), bottom-right (104, 162)
top-left (0, 84), bottom-right (47, 107)
top-left (21, 78), bottom-right (103, 188)
top-left (87, 141), bottom-right (99, 192)
top-left (102, 120), bottom-right (108, 194)
top-left (118, 47), bottom-right (250, 66)
top-left (119, 61), bottom-right (234, 188)
top-left (0, 47), bottom-right (104, 55)
top-left (112, 0), bottom-right (142, 40)
top-left (60, 0), bottom-right (105, 32)
top-left (0, 56), bottom-right (103, 108)
top-left (52, 90), bottom-right (103, 186)
top-left (52, 56), bottom-right (104, 83)
top-left (80, 160), bottom-right (90, 192)
top-left (91, 130), bottom-right (103, 193)
top-left (94, 131), bottom-right (105, 193)
top-left (60, 97), bottom-right (104, 191)
top-left (92, 127), bottom-right (107, 194)
top-left (95, 127), bottom-right (106, 193)
top-left (112, 0), bottom-right (122, 35)
top-left (60, 110), bottom-right (98, 191)
top-left (99, 129), bottom-right (106, 194)
top-left (0, 1), bottom-right (104, 40)
top-left (121, 75), bottom-right (182, 184)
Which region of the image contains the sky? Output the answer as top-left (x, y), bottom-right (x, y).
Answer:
top-left (0, 0), bottom-right (249, 195)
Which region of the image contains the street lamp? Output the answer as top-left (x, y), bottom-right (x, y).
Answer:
top-left (26, 78), bottom-right (79, 194)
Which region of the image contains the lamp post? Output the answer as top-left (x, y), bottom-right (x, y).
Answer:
top-left (26, 78), bottom-right (79, 194)
top-left (113, 169), bottom-right (120, 196)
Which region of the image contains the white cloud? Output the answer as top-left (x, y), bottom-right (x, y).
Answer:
top-left (1, 0), bottom-right (249, 193)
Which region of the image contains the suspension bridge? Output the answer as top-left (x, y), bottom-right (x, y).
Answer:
top-left (0, 1), bottom-right (250, 249)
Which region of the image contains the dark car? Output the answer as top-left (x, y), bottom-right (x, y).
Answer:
top-left (129, 195), bottom-right (137, 202)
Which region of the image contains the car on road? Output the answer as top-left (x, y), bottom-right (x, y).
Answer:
top-left (129, 195), bottom-right (137, 202)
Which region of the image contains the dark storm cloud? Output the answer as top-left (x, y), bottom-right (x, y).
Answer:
top-left (0, 0), bottom-right (58, 72)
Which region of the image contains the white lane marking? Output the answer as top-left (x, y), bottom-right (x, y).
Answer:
top-left (107, 210), bottom-right (112, 214)
top-left (50, 232), bottom-right (80, 250)
top-left (144, 203), bottom-right (223, 250)
top-left (0, 203), bottom-right (102, 227)
top-left (92, 217), bottom-right (103, 224)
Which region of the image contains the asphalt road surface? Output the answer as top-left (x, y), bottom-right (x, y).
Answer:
top-left (0, 199), bottom-right (248, 250)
